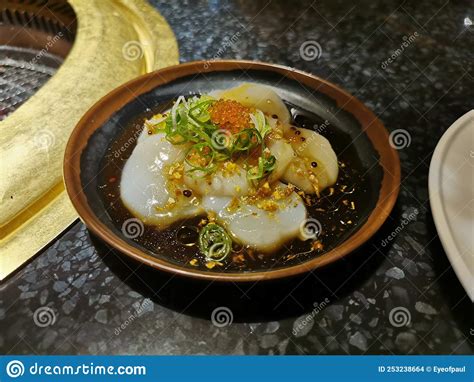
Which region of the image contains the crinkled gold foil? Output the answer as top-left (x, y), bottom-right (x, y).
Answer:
top-left (0, 0), bottom-right (179, 280)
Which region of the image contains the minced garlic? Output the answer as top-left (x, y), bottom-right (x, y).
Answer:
top-left (226, 197), bottom-right (240, 212)
top-left (167, 162), bottom-right (184, 180)
top-left (207, 211), bottom-right (217, 222)
top-left (222, 161), bottom-right (238, 176)
top-left (256, 199), bottom-right (279, 212)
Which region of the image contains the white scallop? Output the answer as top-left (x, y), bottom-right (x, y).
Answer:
top-left (283, 127), bottom-right (339, 193)
top-left (120, 132), bottom-right (203, 228)
top-left (268, 139), bottom-right (295, 183)
top-left (202, 186), bottom-right (307, 252)
top-left (184, 163), bottom-right (250, 197)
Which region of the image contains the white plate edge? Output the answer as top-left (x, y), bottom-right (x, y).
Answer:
top-left (428, 109), bottom-right (474, 302)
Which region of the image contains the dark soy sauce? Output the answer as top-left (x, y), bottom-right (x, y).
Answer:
top-left (98, 102), bottom-right (371, 273)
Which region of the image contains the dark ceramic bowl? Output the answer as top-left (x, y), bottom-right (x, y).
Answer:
top-left (64, 60), bottom-right (400, 282)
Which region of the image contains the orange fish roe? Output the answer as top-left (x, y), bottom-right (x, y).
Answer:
top-left (209, 99), bottom-right (250, 133)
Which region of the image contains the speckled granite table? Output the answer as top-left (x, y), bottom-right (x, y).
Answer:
top-left (1, 0), bottom-right (473, 355)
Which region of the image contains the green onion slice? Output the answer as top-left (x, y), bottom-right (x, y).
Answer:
top-left (198, 223), bottom-right (232, 261)
top-left (247, 155), bottom-right (277, 181)
top-left (184, 143), bottom-right (217, 176)
top-left (159, 95), bottom-right (278, 183)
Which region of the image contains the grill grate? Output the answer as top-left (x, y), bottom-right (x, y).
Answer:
top-left (0, 46), bottom-right (62, 120)
top-left (0, 0), bottom-right (76, 121)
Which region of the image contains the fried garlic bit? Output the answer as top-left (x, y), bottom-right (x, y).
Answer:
top-left (167, 162), bottom-right (184, 181)
top-left (256, 199), bottom-right (279, 212)
top-left (312, 240), bottom-right (324, 251)
top-left (222, 161), bottom-right (239, 176)
top-left (207, 211), bottom-right (217, 222)
top-left (209, 99), bottom-right (250, 133)
top-left (205, 260), bottom-right (223, 269)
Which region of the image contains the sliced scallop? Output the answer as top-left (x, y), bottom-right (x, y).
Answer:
top-left (183, 163), bottom-right (250, 197)
top-left (283, 127), bottom-right (339, 193)
top-left (268, 139), bottom-right (295, 183)
top-left (121, 132), bottom-right (203, 228)
top-left (202, 186), bottom-right (307, 253)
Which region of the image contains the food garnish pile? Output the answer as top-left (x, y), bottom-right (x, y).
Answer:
top-left (120, 83), bottom-right (339, 267)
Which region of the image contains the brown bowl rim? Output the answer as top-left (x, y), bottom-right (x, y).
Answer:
top-left (63, 59), bottom-right (400, 282)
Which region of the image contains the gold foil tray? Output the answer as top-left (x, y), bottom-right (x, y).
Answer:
top-left (0, 0), bottom-right (179, 280)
